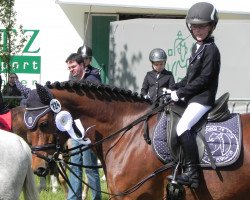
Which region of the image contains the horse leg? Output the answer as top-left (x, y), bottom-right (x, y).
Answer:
top-left (101, 174), bottom-right (106, 181)
top-left (39, 177), bottom-right (46, 192)
top-left (51, 158), bottom-right (68, 197)
top-left (50, 174), bottom-right (59, 193)
top-left (82, 173), bottom-right (89, 200)
top-left (59, 172), bottom-right (68, 198)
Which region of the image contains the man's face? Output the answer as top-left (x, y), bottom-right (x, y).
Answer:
top-left (8, 75), bottom-right (17, 85)
top-left (67, 61), bottom-right (84, 79)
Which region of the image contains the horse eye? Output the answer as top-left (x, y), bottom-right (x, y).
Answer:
top-left (39, 121), bottom-right (49, 132)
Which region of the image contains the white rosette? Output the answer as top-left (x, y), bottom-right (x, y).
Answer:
top-left (55, 111), bottom-right (91, 145)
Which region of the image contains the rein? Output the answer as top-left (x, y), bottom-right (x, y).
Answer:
top-left (31, 100), bottom-right (164, 159)
top-left (51, 153), bottom-right (174, 199)
top-left (31, 95), bottom-right (172, 197)
top-left (63, 100), bottom-right (166, 157)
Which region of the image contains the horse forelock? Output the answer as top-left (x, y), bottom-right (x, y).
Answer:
top-left (46, 80), bottom-right (150, 103)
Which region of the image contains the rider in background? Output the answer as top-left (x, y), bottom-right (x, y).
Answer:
top-left (66, 45), bottom-right (102, 200)
top-left (141, 48), bottom-right (175, 102)
top-left (167, 2), bottom-right (220, 188)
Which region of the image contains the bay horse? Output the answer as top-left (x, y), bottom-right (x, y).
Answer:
top-left (0, 129), bottom-right (39, 200)
top-left (26, 81), bottom-right (250, 200)
top-left (7, 105), bottom-right (69, 195)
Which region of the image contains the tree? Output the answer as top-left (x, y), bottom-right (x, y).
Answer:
top-left (0, 0), bottom-right (27, 82)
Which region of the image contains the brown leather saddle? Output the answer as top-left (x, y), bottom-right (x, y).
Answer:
top-left (166, 93), bottom-right (231, 164)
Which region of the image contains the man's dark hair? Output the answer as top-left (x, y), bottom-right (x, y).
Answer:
top-left (9, 73), bottom-right (17, 78)
top-left (65, 53), bottom-right (83, 64)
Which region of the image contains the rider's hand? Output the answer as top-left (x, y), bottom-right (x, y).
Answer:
top-left (166, 89), bottom-right (172, 94)
top-left (171, 91), bottom-right (179, 102)
top-left (162, 88), bottom-right (171, 94)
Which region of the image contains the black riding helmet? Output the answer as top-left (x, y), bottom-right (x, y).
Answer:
top-left (186, 2), bottom-right (218, 41)
top-left (77, 45), bottom-right (92, 60)
top-left (149, 48), bottom-right (167, 63)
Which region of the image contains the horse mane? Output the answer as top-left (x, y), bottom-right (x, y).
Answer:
top-left (45, 80), bottom-right (150, 103)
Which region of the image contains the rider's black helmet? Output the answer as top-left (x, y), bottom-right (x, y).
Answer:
top-left (149, 48), bottom-right (167, 62)
top-left (77, 45), bottom-right (93, 59)
top-left (186, 2), bottom-right (218, 27)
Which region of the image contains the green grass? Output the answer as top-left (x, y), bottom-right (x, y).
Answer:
top-left (19, 169), bottom-right (109, 200)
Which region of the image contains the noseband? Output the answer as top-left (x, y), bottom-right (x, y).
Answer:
top-left (30, 117), bottom-right (64, 163)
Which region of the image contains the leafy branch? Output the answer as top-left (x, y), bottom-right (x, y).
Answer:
top-left (0, 0), bottom-right (27, 82)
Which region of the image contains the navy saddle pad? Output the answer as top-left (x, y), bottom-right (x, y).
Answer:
top-left (152, 112), bottom-right (241, 168)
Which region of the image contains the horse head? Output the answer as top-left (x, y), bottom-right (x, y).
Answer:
top-left (23, 83), bottom-right (69, 176)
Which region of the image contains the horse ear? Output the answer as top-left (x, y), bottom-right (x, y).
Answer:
top-left (35, 83), bottom-right (53, 105)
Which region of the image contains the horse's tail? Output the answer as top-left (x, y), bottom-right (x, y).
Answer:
top-left (20, 138), bottom-right (39, 200)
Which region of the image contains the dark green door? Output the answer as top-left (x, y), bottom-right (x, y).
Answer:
top-left (92, 15), bottom-right (117, 84)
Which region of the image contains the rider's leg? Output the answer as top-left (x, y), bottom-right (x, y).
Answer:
top-left (168, 102), bottom-right (211, 188)
top-left (176, 130), bottom-right (199, 188)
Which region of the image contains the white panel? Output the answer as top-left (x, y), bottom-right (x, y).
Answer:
top-left (110, 19), bottom-right (250, 100)
top-left (13, 0), bottom-right (84, 88)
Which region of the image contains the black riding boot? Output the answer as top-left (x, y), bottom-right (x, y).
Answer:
top-left (176, 130), bottom-right (199, 188)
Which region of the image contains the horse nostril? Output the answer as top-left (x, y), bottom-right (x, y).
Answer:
top-left (34, 167), bottom-right (49, 177)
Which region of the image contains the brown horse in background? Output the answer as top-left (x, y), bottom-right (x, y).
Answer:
top-left (27, 81), bottom-right (250, 200)
top-left (10, 106), bottom-right (28, 141)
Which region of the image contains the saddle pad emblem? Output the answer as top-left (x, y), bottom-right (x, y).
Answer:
top-left (201, 113), bottom-right (241, 167)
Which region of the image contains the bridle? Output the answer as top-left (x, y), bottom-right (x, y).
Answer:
top-left (30, 95), bottom-right (175, 198)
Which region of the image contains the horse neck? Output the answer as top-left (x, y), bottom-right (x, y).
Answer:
top-left (52, 88), bottom-right (151, 137)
